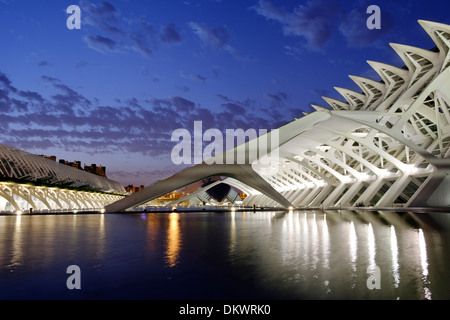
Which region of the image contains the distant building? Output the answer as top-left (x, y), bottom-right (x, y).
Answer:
top-left (125, 185), bottom-right (146, 194)
top-left (38, 155), bottom-right (107, 178)
top-left (38, 155), bottom-right (56, 161)
top-left (84, 164), bottom-right (106, 178)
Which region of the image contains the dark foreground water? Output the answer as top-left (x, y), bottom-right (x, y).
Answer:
top-left (0, 210), bottom-right (449, 300)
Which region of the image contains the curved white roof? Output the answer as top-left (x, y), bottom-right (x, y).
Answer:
top-left (0, 143), bottom-right (126, 194)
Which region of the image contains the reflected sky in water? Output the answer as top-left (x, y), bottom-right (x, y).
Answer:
top-left (0, 210), bottom-right (449, 299)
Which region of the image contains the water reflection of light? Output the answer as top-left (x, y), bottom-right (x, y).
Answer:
top-left (11, 215), bottom-right (23, 269)
top-left (368, 223), bottom-right (376, 271)
top-left (349, 221), bottom-right (357, 274)
top-left (230, 211), bottom-right (236, 255)
top-left (418, 228), bottom-right (431, 300)
top-left (166, 213), bottom-right (181, 268)
top-left (302, 213), bottom-right (309, 265)
top-left (311, 213), bottom-right (319, 269)
top-left (390, 226), bottom-right (400, 288)
top-left (321, 214), bottom-right (329, 270)
top-left (96, 214), bottom-right (105, 261)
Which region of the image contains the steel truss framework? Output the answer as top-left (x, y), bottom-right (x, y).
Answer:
top-left (0, 143), bottom-right (126, 212)
top-left (106, 20), bottom-right (450, 212)
top-left (0, 182), bottom-right (124, 212)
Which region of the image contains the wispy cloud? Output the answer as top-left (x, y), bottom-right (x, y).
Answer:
top-left (83, 34), bottom-right (117, 53)
top-left (79, 1), bottom-right (182, 58)
top-left (188, 22), bottom-right (230, 50)
top-left (188, 21), bottom-right (253, 61)
top-left (339, 2), bottom-right (394, 48)
top-left (252, 0), bottom-right (342, 51)
top-left (1, 71), bottom-right (291, 158)
top-left (179, 70), bottom-right (207, 84)
top-left (160, 23), bottom-right (182, 44)
top-left (253, 0), bottom-right (393, 51)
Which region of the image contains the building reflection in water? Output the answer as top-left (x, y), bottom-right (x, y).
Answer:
top-left (349, 221), bottom-right (357, 285)
top-left (165, 212), bottom-right (182, 268)
top-left (390, 225), bottom-right (400, 288)
top-left (229, 211), bottom-right (236, 255)
top-left (321, 214), bottom-right (329, 270)
top-left (367, 223), bottom-right (376, 272)
top-left (272, 210), bottom-right (439, 299)
top-left (95, 214), bottom-right (106, 263)
top-left (418, 228), bottom-right (431, 300)
top-left (11, 214), bottom-right (23, 270)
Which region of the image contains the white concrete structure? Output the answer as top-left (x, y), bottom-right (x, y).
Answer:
top-left (0, 143), bottom-right (125, 212)
top-left (106, 20), bottom-right (450, 212)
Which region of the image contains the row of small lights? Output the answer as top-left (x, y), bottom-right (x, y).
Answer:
top-left (14, 208), bottom-right (106, 214)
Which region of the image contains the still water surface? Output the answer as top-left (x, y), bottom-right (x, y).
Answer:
top-left (0, 210), bottom-right (449, 300)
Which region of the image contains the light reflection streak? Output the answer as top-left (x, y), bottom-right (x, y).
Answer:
top-left (321, 214), bottom-right (331, 294)
top-left (390, 226), bottom-right (400, 288)
top-left (349, 221), bottom-right (357, 274)
top-left (367, 223), bottom-right (376, 271)
top-left (230, 211), bottom-right (236, 255)
top-left (10, 215), bottom-right (23, 270)
top-left (321, 214), bottom-right (329, 270)
top-left (418, 229), bottom-right (431, 300)
top-left (166, 213), bottom-right (181, 268)
top-left (302, 213), bottom-right (309, 266)
top-left (96, 214), bottom-right (105, 262)
top-left (311, 213), bottom-right (319, 269)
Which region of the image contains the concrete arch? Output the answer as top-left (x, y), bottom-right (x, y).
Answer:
top-left (105, 164), bottom-right (293, 212)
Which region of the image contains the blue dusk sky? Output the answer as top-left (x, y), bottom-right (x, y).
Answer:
top-left (1, 0), bottom-right (449, 186)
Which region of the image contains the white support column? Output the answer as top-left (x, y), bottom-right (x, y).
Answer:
top-left (287, 188), bottom-right (305, 204)
top-left (337, 180), bottom-right (364, 206)
top-left (355, 176), bottom-right (385, 206)
top-left (301, 187), bottom-right (323, 206)
top-left (293, 187), bottom-right (313, 206)
top-left (310, 184), bottom-right (334, 206)
top-left (322, 183), bottom-right (348, 207)
top-left (377, 174), bottom-right (412, 207)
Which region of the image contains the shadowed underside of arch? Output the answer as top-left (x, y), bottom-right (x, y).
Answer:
top-left (105, 164), bottom-right (293, 212)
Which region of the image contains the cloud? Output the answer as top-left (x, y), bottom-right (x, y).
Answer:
top-left (265, 92), bottom-right (288, 105)
top-left (80, 0), bottom-right (123, 35)
top-left (188, 21), bottom-right (253, 61)
top-left (160, 23), bottom-right (182, 44)
top-left (79, 1), bottom-right (181, 59)
top-left (75, 60), bottom-right (89, 69)
top-left (188, 22), bottom-right (230, 50)
top-left (179, 70), bottom-right (207, 83)
top-left (0, 71), bottom-right (298, 185)
top-left (339, 4), bottom-right (394, 48)
top-left (83, 35), bottom-right (117, 53)
top-left (254, 0), bottom-right (393, 51)
top-left (253, 0), bottom-right (342, 50)
top-left (221, 102), bottom-right (245, 114)
top-left (37, 60), bottom-right (50, 67)
top-left (170, 96), bottom-right (196, 113)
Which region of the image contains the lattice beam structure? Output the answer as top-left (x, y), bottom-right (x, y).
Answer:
top-left (0, 143), bottom-right (126, 212)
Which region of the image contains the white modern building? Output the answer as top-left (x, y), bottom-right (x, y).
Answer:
top-left (0, 143), bottom-right (126, 213)
top-left (106, 20), bottom-right (450, 212)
